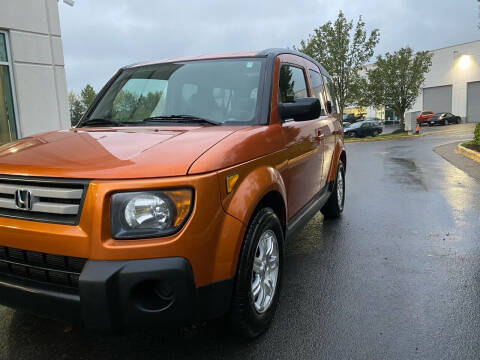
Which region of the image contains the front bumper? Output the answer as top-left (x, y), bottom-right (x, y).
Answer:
top-left (0, 257), bottom-right (233, 329)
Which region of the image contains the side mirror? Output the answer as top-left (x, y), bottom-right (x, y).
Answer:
top-left (326, 100), bottom-right (333, 114)
top-left (278, 97), bottom-right (321, 122)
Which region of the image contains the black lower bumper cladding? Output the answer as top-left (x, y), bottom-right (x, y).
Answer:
top-left (0, 257), bottom-right (233, 330)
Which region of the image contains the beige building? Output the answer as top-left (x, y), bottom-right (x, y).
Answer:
top-left (0, 0), bottom-right (69, 146)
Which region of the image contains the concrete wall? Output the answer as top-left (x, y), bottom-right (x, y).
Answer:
top-left (409, 40), bottom-right (480, 122)
top-left (0, 0), bottom-right (69, 138)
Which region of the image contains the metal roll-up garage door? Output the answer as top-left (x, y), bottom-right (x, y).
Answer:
top-left (467, 81), bottom-right (480, 123)
top-left (423, 85), bottom-right (452, 114)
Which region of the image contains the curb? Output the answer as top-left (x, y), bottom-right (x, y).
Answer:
top-left (345, 134), bottom-right (424, 143)
top-left (456, 144), bottom-right (480, 163)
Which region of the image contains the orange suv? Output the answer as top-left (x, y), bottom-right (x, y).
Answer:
top-left (0, 49), bottom-right (346, 337)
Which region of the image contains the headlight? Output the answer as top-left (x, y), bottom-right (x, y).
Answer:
top-left (110, 189), bottom-right (193, 239)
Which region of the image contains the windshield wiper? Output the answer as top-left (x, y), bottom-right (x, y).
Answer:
top-left (78, 118), bottom-right (124, 128)
top-left (142, 115), bottom-right (220, 126)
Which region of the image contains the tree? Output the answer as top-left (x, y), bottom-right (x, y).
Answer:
top-left (296, 11), bottom-right (379, 118)
top-left (365, 47), bottom-right (433, 131)
top-left (80, 84), bottom-right (96, 109)
top-left (68, 91), bottom-right (85, 126)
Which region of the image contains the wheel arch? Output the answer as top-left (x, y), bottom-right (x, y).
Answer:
top-left (327, 141), bottom-right (347, 183)
top-left (216, 165), bottom-right (288, 280)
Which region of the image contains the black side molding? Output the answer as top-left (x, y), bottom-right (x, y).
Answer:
top-left (286, 184), bottom-right (333, 241)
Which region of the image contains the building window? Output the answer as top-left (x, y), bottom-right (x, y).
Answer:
top-left (0, 31), bottom-right (18, 145)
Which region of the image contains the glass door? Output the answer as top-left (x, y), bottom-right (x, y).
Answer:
top-left (0, 31), bottom-right (18, 145)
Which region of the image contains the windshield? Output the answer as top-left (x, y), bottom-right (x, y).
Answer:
top-left (82, 58), bottom-right (265, 126)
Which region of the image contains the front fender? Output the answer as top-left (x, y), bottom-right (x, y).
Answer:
top-left (218, 164), bottom-right (287, 226)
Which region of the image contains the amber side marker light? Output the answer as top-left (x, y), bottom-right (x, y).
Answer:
top-left (226, 174), bottom-right (239, 194)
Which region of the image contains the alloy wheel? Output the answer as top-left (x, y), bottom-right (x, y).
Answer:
top-left (251, 230), bottom-right (280, 313)
top-left (337, 167), bottom-right (344, 208)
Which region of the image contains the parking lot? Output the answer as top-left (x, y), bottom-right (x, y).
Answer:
top-left (0, 124), bottom-right (479, 360)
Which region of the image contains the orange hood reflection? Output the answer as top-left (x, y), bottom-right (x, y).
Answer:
top-left (0, 126), bottom-right (244, 179)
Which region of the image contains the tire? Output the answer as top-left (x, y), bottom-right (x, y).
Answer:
top-left (372, 130), bottom-right (379, 137)
top-left (444, 119), bottom-right (448, 126)
top-left (321, 160), bottom-right (345, 219)
top-left (229, 207), bottom-right (284, 338)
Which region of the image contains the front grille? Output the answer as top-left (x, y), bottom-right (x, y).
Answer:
top-left (0, 176), bottom-right (89, 225)
top-left (0, 246), bottom-right (87, 290)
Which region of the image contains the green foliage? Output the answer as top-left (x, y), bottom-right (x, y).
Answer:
top-left (68, 84), bottom-right (97, 126)
top-left (80, 84), bottom-right (96, 109)
top-left (112, 90), bottom-right (162, 122)
top-left (68, 91), bottom-right (85, 126)
top-left (473, 123), bottom-right (480, 145)
top-left (296, 10), bottom-right (379, 116)
top-left (365, 47), bottom-right (433, 129)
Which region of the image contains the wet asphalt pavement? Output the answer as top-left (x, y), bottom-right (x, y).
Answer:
top-left (1, 124), bottom-right (479, 360)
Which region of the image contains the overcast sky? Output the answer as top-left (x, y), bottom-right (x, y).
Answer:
top-left (58, 0), bottom-right (480, 93)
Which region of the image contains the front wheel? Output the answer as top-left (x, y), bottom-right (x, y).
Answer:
top-left (444, 119), bottom-right (448, 126)
top-left (229, 207), bottom-right (283, 338)
top-left (321, 160), bottom-right (345, 219)
top-left (372, 130), bottom-right (379, 137)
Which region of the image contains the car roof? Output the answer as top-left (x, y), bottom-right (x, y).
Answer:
top-left (123, 48), bottom-right (331, 77)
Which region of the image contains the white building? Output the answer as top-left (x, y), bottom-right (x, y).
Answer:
top-left (0, 0), bottom-right (69, 147)
top-left (409, 40), bottom-right (480, 123)
top-left (363, 40), bottom-right (480, 123)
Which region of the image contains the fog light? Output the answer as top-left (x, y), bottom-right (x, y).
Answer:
top-left (154, 280), bottom-right (174, 300)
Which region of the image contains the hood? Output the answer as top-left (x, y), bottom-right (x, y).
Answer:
top-left (0, 126), bottom-right (245, 179)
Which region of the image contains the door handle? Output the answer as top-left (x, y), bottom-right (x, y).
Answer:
top-left (316, 130), bottom-right (325, 139)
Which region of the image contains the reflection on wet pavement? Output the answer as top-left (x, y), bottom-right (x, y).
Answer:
top-left (385, 156), bottom-right (428, 191)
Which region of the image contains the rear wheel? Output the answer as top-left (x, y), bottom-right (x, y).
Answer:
top-left (444, 119), bottom-right (448, 126)
top-left (321, 160), bottom-right (345, 219)
top-left (372, 130), bottom-right (379, 137)
top-left (229, 207), bottom-right (283, 338)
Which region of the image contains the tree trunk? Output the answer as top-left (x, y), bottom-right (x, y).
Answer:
top-left (399, 113), bottom-right (405, 132)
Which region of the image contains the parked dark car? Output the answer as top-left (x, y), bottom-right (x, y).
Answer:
top-left (344, 120), bottom-right (383, 138)
top-left (428, 112), bottom-right (461, 126)
top-left (343, 114), bottom-right (356, 123)
top-left (342, 113), bottom-right (365, 123)
top-left (365, 117), bottom-right (384, 125)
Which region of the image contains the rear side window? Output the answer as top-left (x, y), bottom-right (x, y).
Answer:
top-left (322, 75), bottom-right (338, 114)
top-left (279, 65), bottom-right (308, 103)
top-left (308, 70), bottom-right (326, 116)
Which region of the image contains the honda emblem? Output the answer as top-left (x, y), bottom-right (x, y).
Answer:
top-left (14, 189), bottom-right (33, 210)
